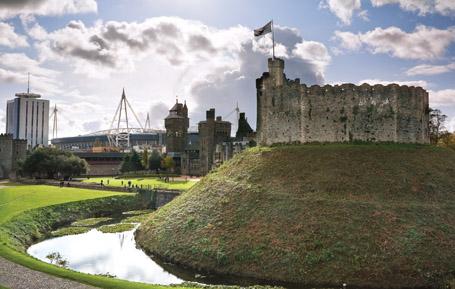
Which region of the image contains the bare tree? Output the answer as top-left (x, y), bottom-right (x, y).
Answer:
top-left (429, 108), bottom-right (447, 145)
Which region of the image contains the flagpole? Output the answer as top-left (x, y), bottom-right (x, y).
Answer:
top-left (271, 20), bottom-right (275, 59)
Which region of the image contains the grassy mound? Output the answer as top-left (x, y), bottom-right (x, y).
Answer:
top-left (136, 144), bottom-right (455, 288)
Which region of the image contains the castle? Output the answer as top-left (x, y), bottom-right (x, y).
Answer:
top-left (165, 102), bottom-right (254, 176)
top-left (256, 58), bottom-right (430, 145)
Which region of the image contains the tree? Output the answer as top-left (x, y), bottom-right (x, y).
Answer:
top-left (161, 155), bottom-right (175, 172)
top-left (120, 154), bottom-right (132, 173)
top-left (130, 150), bottom-right (144, 171)
top-left (20, 147), bottom-right (87, 179)
top-left (142, 149), bottom-right (149, 169)
top-left (148, 150), bottom-right (162, 172)
top-left (438, 132), bottom-right (455, 151)
top-left (120, 150), bottom-right (144, 173)
top-left (429, 108), bottom-right (448, 145)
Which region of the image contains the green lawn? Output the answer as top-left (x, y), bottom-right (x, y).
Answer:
top-left (0, 185), bottom-right (126, 224)
top-left (0, 184), bottom-right (187, 289)
top-left (82, 177), bottom-right (198, 191)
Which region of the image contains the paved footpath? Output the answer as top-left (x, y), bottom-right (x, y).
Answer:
top-left (0, 256), bottom-right (98, 289)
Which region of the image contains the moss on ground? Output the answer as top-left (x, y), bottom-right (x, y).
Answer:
top-left (136, 144), bottom-right (455, 289)
top-left (98, 223), bottom-right (136, 233)
top-left (51, 226), bottom-right (91, 237)
top-left (123, 213), bottom-right (153, 223)
top-left (123, 210), bottom-right (154, 216)
top-left (71, 217), bottom-right (113, 227)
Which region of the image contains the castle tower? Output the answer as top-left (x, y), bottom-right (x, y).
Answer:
top-left (256, 57), bottom-right (287, 145)
top-left (268, 57), bottom-right (285, 86)
top-left (198, 109), bottom-right (231, 175)
top-left (164, 99), bottom-right (189, 154)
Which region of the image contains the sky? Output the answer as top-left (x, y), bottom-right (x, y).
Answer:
top-left (0, 0), bottom-right (454, 137)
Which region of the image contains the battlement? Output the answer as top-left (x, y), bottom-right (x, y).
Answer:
top-left (256, 58), bottom-right (429, 145)
top-left (0, 133), bottom-right (13, 139)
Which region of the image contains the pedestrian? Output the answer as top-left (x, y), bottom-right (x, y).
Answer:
top-left (100, 179), bottom-right (104, 187)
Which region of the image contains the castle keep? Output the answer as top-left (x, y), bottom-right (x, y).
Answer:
top-left (256, 58), bottom-right (430, 145)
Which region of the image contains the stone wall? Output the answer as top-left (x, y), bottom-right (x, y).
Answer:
top-left (0, 134), bottom-right (13, 179)
top-left (0, 134), bottom-right (27, 179)
top-left (256, 58), bottom-right (429, 145)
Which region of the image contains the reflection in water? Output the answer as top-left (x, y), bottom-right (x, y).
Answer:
top-left (27, 227), bottom-right (183, 285)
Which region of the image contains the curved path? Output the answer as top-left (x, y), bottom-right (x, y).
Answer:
top-left (0, 256), bottom-right (98, 289)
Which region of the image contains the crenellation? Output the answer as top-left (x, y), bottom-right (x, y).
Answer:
top-left (256, 58), bottom-right (429, 145)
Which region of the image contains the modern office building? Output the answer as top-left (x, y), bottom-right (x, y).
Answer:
top-left (6, 90), bottom-right (49, 148)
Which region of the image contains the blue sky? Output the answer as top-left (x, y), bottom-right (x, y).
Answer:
top-left (0, 0), bottom-right (454, 136)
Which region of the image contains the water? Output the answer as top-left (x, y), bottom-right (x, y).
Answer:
top-left (27, 226), bottom-right (183, 285)
top-left (26, 224), bottom-right (334, 288)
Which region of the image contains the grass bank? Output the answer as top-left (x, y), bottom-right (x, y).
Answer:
top-left (136, 144), bottom-right (455, 288)
top-left (82, 177), bottom-right (198, 191)
top-left (0, 185), bottom-right (184, 289)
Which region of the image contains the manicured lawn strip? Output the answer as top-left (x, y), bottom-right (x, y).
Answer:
top-left (0, 185), bottom-right (186, 289)
top-left (0, 185), bottom-right (127, 223)
top-left (82, 177), bottom-right (197, 191)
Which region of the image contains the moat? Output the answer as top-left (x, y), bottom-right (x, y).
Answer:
top-left (26, 222), bottom-right (317, 288)
top-left (27, 226), bottom-right (183, 285)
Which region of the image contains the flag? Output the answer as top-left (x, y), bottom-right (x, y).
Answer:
top-left (254, 21), bottom-right (272, 37)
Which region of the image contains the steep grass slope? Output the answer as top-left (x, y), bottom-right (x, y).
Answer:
top-left (136, 144), bottom-right (455, 288)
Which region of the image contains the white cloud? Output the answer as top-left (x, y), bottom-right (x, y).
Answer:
top-left (0, 22), bottom-right (28, 48)
top-left (334, 25), bottom-right (455, 60)
top-left (406, 63), bottom-right (455, 76)
top-left (320, 0), bottom-right (364, 25)
top-left (358, 78), bottom-right (428, 88)
top-left (0, 17), bottom-right (331, 137)
top-left (0, 53), bottom-right (57, 77)
top-left (371, 0), bottom-right (455, 16)
top-left (0, 52), bottom-right (62, 97)
top-left (333, 30), bottom-right (362, 50)
top-left (0, 0), bottom-right (97, 19)
top-left (292, 41), bottom-right (331, 73)
top-left (429, 89), bottom-right (455, 107)
top-left (20, 15), bottom-right (48, 40)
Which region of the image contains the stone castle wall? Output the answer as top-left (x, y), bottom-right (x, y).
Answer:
top-left (256, 58), bottom-right (429, 145)
top-left (0, 134), bottom-right (27, 178)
